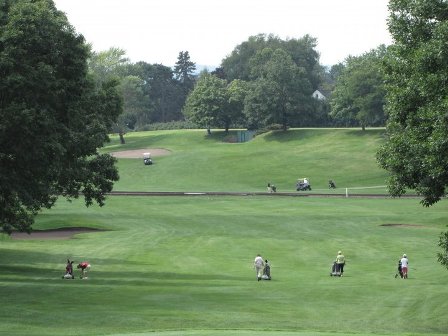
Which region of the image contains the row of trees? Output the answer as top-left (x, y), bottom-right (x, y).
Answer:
top-left (182, 34), bottom-right (389, 132)
top-left (88, 48), bottom-right (197, 142)
top-left (185, 35), bottom-right (325, 131)
top-left (92, 34), bottom-right (388, 135)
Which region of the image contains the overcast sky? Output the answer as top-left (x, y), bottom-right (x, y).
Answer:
top-left (53, 0), bottom-right (392, 68)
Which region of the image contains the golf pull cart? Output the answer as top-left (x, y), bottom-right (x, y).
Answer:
top-left (296, 177), bottom-right (311, 191)
top-left (143, 152), bottom-right (153, 165)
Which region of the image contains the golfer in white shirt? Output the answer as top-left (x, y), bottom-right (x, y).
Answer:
top-left (254, 254), bottom-right (265, 281)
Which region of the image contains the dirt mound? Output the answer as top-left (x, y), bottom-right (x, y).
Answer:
top-left (110, 148), bottom-right (171, 158)
top-left (10, 227), bottom-right (105, 240)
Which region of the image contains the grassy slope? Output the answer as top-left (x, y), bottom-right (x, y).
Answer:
top-left (103, 129), bottom-right (388, 193)
top-left (1, 196), bottom-right (447, 336)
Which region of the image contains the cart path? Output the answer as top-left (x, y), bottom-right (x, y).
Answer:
top-left (107, 191), bottom-right (420, 198)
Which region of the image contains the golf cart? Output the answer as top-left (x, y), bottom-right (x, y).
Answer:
top-left (296, 177), bottom-right (311, 191)
top-left (143, 152), bottom-right (153, 165)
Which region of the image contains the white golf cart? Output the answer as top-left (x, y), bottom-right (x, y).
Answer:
top-left (296, 177), bottom-right (311, 191)
top-left (143, 152), bottom-right (153, 165)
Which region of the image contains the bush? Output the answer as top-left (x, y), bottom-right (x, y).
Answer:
top-left (136, 121), bottom-right (198, 131)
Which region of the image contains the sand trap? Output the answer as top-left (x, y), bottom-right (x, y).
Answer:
top-left (10, 227), bottom-right (105, 240)
top-left (110, 148), bottom-right (171, 159)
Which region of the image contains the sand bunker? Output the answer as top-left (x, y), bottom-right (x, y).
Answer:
top-left (110, 148), bottom-right (171, 158)
top-left (10, 227), bottom-right (104, 240)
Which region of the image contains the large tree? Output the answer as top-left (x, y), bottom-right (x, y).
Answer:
top-left (88, 47), bottom-right (130, 143)
top-left (377, 0), bottom-right (448, 206)
top-left (118, 75), bottom-right (149, 130)
top-left (174, 51), bottom-right (196, 93)
top-left (183, 73), bottom-right (228, 132)
top-left (0, 0), bottom-right (122, 233)
top-left (221, 34), bottom-right (322, 89)
top-left (244, 48), bottom-right (313, 130)
top-left (330, 46), bottom-right (387, 130)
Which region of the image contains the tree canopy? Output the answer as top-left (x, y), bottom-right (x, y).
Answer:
top-left (377, 0), bottom-right (448, 269)
top-left (330, 46), bottom-right (387, 130)
top-left (221, 34), bottom-right (322, 89)
top-left (183, 73), bottom-right (229, 131)
top-left (377, 0), bottom-right (448, 206)
top-left (244, 48), bottom-right (313, 130)
top-left (0, 0), bottom-right (122, 233)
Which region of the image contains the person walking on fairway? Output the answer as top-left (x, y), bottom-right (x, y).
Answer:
top-left (254, 254), bottom-right (265, 281)
top-left (336, 251), bottom-right (345, 276)
top-left (400, 254), bottom-right (409, 279)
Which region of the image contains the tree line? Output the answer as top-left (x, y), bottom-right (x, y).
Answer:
top-left (89, 34), bottom-right (388, 136)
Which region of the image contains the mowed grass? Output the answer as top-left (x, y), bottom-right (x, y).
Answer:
top-left (1, 196), bottom-right (447, 336)
top-left (1, 128), bottom-right (447, 335)
top-left (103, 128), bottom-right (388, 193)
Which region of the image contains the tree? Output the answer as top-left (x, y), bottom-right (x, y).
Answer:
top-left (377, 0), bottom-right (448, 207)
top-left (330, 46), bottom-right (387, 130)
top-left (221, 34), bottom-right (322, 89)
top-left (378, 0), bottom-right (448, 270)
top-left (88, 47), bottom-right (129, 143)
top-left (183, 73), bottom-right (228, 132)
top-left (174, 51), bottom-right (196, 92)
top-left (221, 34), bottom-right (282, 81)
top-left (118, 75), bottom-right (149, 130)
top-left (226, 79), bottom-right (249, 129)
top-left (244, 48), bottom-right (313, 130)
top-left (145, 63), bottom-right (184, 123)
top-left (88, 47), bottom-right (129, 84)
top-left (0, 0), bottom-right (121, 233)
top-left (438, 231), bottom-right (448, 270)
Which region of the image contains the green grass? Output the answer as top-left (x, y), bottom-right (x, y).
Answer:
top-left (103, 128), bottom-right (388, 193)
top-left (1, 128), bottom-right (446, 336)
top-left (1, 196), bottom-right (447, 336)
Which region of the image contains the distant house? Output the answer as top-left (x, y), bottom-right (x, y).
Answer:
top-left (312, 89), bottom-right (327, 101)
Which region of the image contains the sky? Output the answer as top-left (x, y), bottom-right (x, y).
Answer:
top-left (53, 0), bottom-right (393, 68)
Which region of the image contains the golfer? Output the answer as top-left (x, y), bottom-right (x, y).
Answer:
top-left (400, 254), bottom-right (409, 279)
top-left (253, 254), bottom-right (265, 281)
top-left (335, 251), bottom-right (345, 276)
top-left (77, 261), bottom-right (91, 279)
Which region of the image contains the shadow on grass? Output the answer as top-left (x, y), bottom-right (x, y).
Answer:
top-left (0, 266), bottom-right (248, 287)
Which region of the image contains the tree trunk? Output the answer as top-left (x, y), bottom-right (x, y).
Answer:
top-left (119, 132), bottom-right (126, 144)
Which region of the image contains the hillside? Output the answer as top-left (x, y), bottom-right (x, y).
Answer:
top-left (103, 128), bottom-right (388, 192)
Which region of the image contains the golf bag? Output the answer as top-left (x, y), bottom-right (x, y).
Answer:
top-left (62, 259), bottom-right (75, 279)
top-left (395, 260), bottom-right (403, 278)
top-left (330, 262), bottom-right (341, 277)
top-left (261, 262), bottom-right (271, 280)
